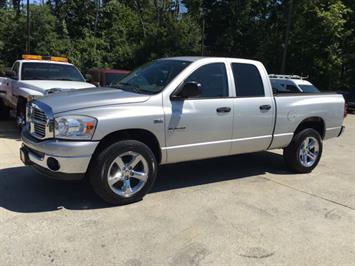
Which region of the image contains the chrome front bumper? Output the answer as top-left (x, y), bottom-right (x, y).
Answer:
top-left (21, 130), bottom-right (99, 177)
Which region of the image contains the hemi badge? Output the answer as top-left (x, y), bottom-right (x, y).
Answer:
top-left (153, 119), bottom-right (163, 124)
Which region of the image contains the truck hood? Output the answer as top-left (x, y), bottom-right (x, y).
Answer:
top-left (19, 80), bottom-right (95, 93)
top-left (37, 87), bottom-right (150, 114)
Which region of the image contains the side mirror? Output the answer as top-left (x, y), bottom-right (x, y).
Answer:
top-left (171, 81), bottom-right (202, 100)
top-left (5, 70), bottom-right (17, 79)
top-left (85, 73), bottom-right (93, 82)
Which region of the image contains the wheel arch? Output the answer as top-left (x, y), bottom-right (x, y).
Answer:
top-left (93, 128), bottom-right (162, 164)
top-left (294, 117), bottom-right (325, 139)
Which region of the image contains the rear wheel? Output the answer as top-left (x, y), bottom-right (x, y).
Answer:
top-left (89, 140), bottom-right (157, 205)
top-left (283, 128), bottom-right (323, 173)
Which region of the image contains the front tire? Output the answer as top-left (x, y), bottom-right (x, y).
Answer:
top-left (89, 140), bottom-right (157, 205)
top-left (0, 99), bottom-right (10, 120)
top-left (283, 128), bottom-right (323, 173)
top-left (16, 97), bottom-right (27, 127)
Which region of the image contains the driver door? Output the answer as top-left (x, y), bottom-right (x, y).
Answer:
top-left (163, 62), bottom-right (234, 163)
top-left (7, 62), bottom-right (20, 106)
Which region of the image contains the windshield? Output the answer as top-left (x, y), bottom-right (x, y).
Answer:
top-left (113, 60), bottom-right (191, 94)
top-left (105, 73), bottom-right (127, 86)
top-left (21, 62), bottom-right (85, 82)
top-left (298, 84), bottom-right (320, 93)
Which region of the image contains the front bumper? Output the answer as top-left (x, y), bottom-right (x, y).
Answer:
top-left (21, 130), bottom-right (99, 180)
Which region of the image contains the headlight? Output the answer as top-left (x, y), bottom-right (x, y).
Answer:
top-left (54, 115), bottom-right (97, 140)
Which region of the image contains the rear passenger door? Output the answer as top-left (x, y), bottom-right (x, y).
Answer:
top-left (229, 62), bottom-right (275, 154)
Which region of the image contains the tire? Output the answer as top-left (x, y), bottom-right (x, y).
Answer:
top-left (283, 128), bottom-right (323, 173)
top-left (0, 99), bottom-right (10, 120)
top-left (16, 97), bottom-right (27, 127)
top-left (89, 140), bottom-right (158, 205)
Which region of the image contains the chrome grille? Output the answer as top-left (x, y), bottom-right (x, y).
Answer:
top-left (33, 108), bottom-right (47, 123)
top-left (32, 107), bottom-right (47, 138)
top-left (29, 104), bottom-right (51, 139)
top-left (33, 122), bottom-right (46, 138)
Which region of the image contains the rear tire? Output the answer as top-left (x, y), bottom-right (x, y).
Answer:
top-left (89, 140), bottom-right (157, 205)
top-left (283, 128), bottom-right (323, 173)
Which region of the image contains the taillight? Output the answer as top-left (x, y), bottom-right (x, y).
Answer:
top-left (344, 102), bottom-right (348, 118)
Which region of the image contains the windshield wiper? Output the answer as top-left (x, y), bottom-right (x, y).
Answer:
top-left (115, 82), bottom-right (143, 94)
top-left (55, 78), bottom-right (78, 81)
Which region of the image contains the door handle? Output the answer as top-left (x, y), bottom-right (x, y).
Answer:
top-left (216, 107), bottom-right (231, 113)
top-left (259, 105), bottom-right (271, 111)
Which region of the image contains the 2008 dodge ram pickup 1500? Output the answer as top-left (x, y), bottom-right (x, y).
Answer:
top-left (20, 57), bottom-right (346, 205)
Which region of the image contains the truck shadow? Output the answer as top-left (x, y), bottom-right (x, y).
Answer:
top-left (0, 119), bottom-right (21, 140)
top-left (0, 151), bottom-right (291, 213)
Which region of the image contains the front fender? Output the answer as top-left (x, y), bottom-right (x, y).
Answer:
top-left (15, 87), bottom-right (44, 101)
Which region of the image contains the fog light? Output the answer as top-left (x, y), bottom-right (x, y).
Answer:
top-left (47, 157), bottom-right (60, 171)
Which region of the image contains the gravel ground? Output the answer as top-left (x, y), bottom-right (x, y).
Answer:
top-left (0, 115), bottom-right (354, 265)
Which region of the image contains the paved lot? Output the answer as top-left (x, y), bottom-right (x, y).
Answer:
top-left (0, 116), bottom-right (354, 265)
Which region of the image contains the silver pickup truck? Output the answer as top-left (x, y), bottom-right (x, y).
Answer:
top-left (20, 57), bottom-right (346, 204)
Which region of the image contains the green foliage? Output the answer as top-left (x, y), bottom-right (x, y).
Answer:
top-left (184, 0), bottom-right (354, 90)
top-left (0, 0), bottom-right (201, 72)
top-left (0, 0), bottom-right (354, 89)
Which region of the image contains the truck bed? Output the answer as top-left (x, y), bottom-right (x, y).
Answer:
top-left (269, 93), bottom-right (345, 149)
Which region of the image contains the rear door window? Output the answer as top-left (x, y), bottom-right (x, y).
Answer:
top-left (232, 63), bottom-right (264, 97)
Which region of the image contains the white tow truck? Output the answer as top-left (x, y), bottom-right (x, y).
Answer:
top-left (269, 74), bottom-right (321, 94)
top-left (0, 54), bottom-right (95, 124)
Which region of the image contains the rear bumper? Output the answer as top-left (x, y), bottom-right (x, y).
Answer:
top-left (21, 130), bottom-right (99, 180)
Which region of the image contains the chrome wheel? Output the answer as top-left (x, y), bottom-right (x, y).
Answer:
top-left (107, 151), bottom-right (149, 198)
top-left (299, 136), bottom-right (319, 167)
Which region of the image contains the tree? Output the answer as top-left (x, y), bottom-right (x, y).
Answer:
top-left (0, 0), bottom-right (353, 90)
top-left (184, 0), bottom-right (352, 90)
top-left (12, 0), bottom-right (20, 14)
top-left (0, 0), bottom-right (7, 9)
top-left (283, 0), bottom-right (351, 89)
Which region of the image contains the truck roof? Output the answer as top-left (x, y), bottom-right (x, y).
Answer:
top-left (160, 56), bottom-right (261, 64)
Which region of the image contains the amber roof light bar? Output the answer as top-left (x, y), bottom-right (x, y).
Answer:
top-left (22, 54), bottom-right (69, 63)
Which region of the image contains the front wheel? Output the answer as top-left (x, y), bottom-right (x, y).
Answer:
top-left (283, 128), bottom-right (323, 173)
top-left (16, 97), bottom-right (27, 127)
top-left (89, 140), bottom-right (157, 205)
top-left (0, 99), bottom-right (10, 120)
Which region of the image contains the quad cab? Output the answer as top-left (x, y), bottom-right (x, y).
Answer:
top-left (20, 57), bottom-right (346, 204)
